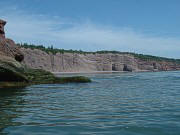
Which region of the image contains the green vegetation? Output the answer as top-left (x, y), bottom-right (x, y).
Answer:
top-left (18, 43), bottom-right (180, 63)
top-left (18, 43), bottom-right (87, 55)
top-left (132, 53), bottom-right (180, 63)
top-left (56, 76), bottom-right (92, 83)
top-left (0, 82), bottom-right (28, 89)
top-left (22, 68), bottom-right (91, 84)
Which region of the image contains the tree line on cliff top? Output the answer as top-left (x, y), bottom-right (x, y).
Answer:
top-left (17, 43), bottom-right (180, 63)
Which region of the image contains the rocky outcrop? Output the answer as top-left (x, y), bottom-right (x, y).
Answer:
top-left (1, 18), bottom-right (179, 73)
top-left (136, 59), bottom-right (180, 71)
top-left (0, 55), bottom-right (91, 88)
top-left (20, 48), bottom-right (180, 72)
top-left (0, 19), bottom-right (24, 62)
top-left (21, 48), bottom-right (137, 72)
top-left (0, 55), bottom-right (28, 82)
top-left (0, 19), bottom-right (6, 38)
top-left (0, 19), bottom-right (91, 88)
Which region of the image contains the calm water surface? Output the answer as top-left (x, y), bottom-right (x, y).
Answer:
top-left (0, 71), bottom-right (180, 135)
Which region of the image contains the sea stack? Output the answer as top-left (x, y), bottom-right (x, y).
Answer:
top-left (0, 19), bottom-right (6, 39)
top-left (0, 19), bottom-right (24, 62)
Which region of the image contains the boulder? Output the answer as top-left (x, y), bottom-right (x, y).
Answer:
top-left (0, 56), bottom-right (28, 82)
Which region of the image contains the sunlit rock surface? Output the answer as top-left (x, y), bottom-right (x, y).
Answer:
top-left (0, 19), bottom-right (24, 62)
top-left (21, 48), bottom-right (180, 72)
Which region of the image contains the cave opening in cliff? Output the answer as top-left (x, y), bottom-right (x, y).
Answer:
top-left (123, 64), bottom-right (132, 72)
top-left (112, 64), bottom-right (116, 71)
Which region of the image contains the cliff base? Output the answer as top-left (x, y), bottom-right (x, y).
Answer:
top-left (0, 56), bottom-right (91, 89)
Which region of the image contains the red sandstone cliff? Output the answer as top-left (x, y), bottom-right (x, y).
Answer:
top-left (20, 47), bottom-right (180, 72)
top-left (0, 19), bottom-right (24, 62)
top-left (1, 18), bottom-right (179, 73)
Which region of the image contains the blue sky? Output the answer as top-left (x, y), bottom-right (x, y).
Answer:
top-left (0, 0), bottom-right (180, 58)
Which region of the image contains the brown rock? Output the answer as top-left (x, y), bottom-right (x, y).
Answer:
top-left (0, 19), bottom-right (6, 39)
top-left (21, 48), bottom-right (140, 72)
top-left (0, 19), bottom-right (24, 62)
top-left (20, 47), bottom-right (180, 72)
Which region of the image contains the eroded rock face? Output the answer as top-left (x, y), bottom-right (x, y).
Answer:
top-left (0, 19), bottom-right (6, 39)
top-left (0, 19), bottom-right (24, 62)
top-left (20, 48), bottom-right (139, 72)
top-left (20, 48), bottom-right (180, 72)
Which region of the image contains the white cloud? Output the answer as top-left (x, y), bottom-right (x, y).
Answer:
top-left (1, 7), bottom-right (180, 58)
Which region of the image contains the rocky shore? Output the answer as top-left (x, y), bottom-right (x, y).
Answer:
top-left (1, 18), bottom-right (180, 89)
top-left (0, 19), bottom-right (91, 88)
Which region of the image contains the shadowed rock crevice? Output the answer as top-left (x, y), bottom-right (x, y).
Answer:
top-left (123, 64), bottom-right (133, 72)
top-left (112, 64), bottom-right (116, 71)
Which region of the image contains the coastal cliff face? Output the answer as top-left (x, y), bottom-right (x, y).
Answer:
top-left (0, 19), bottom-right (91, 88)
top-left (1, 18), bottom-right (179, 73)
top-left (21, 48), bottom-right (180, 72)
top-left (0, 19), bottom-right (24, 62)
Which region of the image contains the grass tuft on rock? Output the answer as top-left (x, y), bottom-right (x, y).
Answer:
top-left (55, 76), bottom-right (92, 83)
top-left (22, 68), bottom-right (91, 84)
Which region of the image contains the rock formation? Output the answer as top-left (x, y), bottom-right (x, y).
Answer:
top-left (0, 19), bottom-right (6, 38)
top-left (0, 19), bottom-right (91, 88)
top-left (0, 19), bottom-right (24, 62)
top-left (20, 48), bottom-right (180, 72)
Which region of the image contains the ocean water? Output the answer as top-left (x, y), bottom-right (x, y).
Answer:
top-left (0, 71), bottom-right (180, 135)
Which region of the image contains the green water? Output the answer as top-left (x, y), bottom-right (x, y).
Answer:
top-left (0, 71), bottom-right (180, 135)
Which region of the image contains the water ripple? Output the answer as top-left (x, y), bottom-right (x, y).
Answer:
top-left (1, 71), bottom-right (180, 135)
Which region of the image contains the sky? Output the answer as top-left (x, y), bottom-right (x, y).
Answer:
top-left (0, 0), bottom-right (180, 58)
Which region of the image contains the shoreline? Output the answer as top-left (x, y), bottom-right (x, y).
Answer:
top-left (53, 71), bottom-right (127, 74)
top-left (52, 70), bottom-right (148, 75)
top-left (52, 70), bottom-right (170, 75)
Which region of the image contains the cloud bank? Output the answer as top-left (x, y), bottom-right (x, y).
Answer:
top-left (1, 7), bottom-right (180, 58)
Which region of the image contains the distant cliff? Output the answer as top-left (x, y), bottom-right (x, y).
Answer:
top-left (20, 46), bottom-right (180, 72)
top-left (1, 18), bottom-right (180, 73)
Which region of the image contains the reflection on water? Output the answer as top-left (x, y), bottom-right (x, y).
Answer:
top-left (0, 88), bottom-right (26, 134)
top-left (0, 71), bottom-right (180, 135)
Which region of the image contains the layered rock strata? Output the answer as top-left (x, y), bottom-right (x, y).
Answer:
top-left (21, 48), bottom-right (180, 72)
top-left (1, 19), bottom-right (178, 73)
